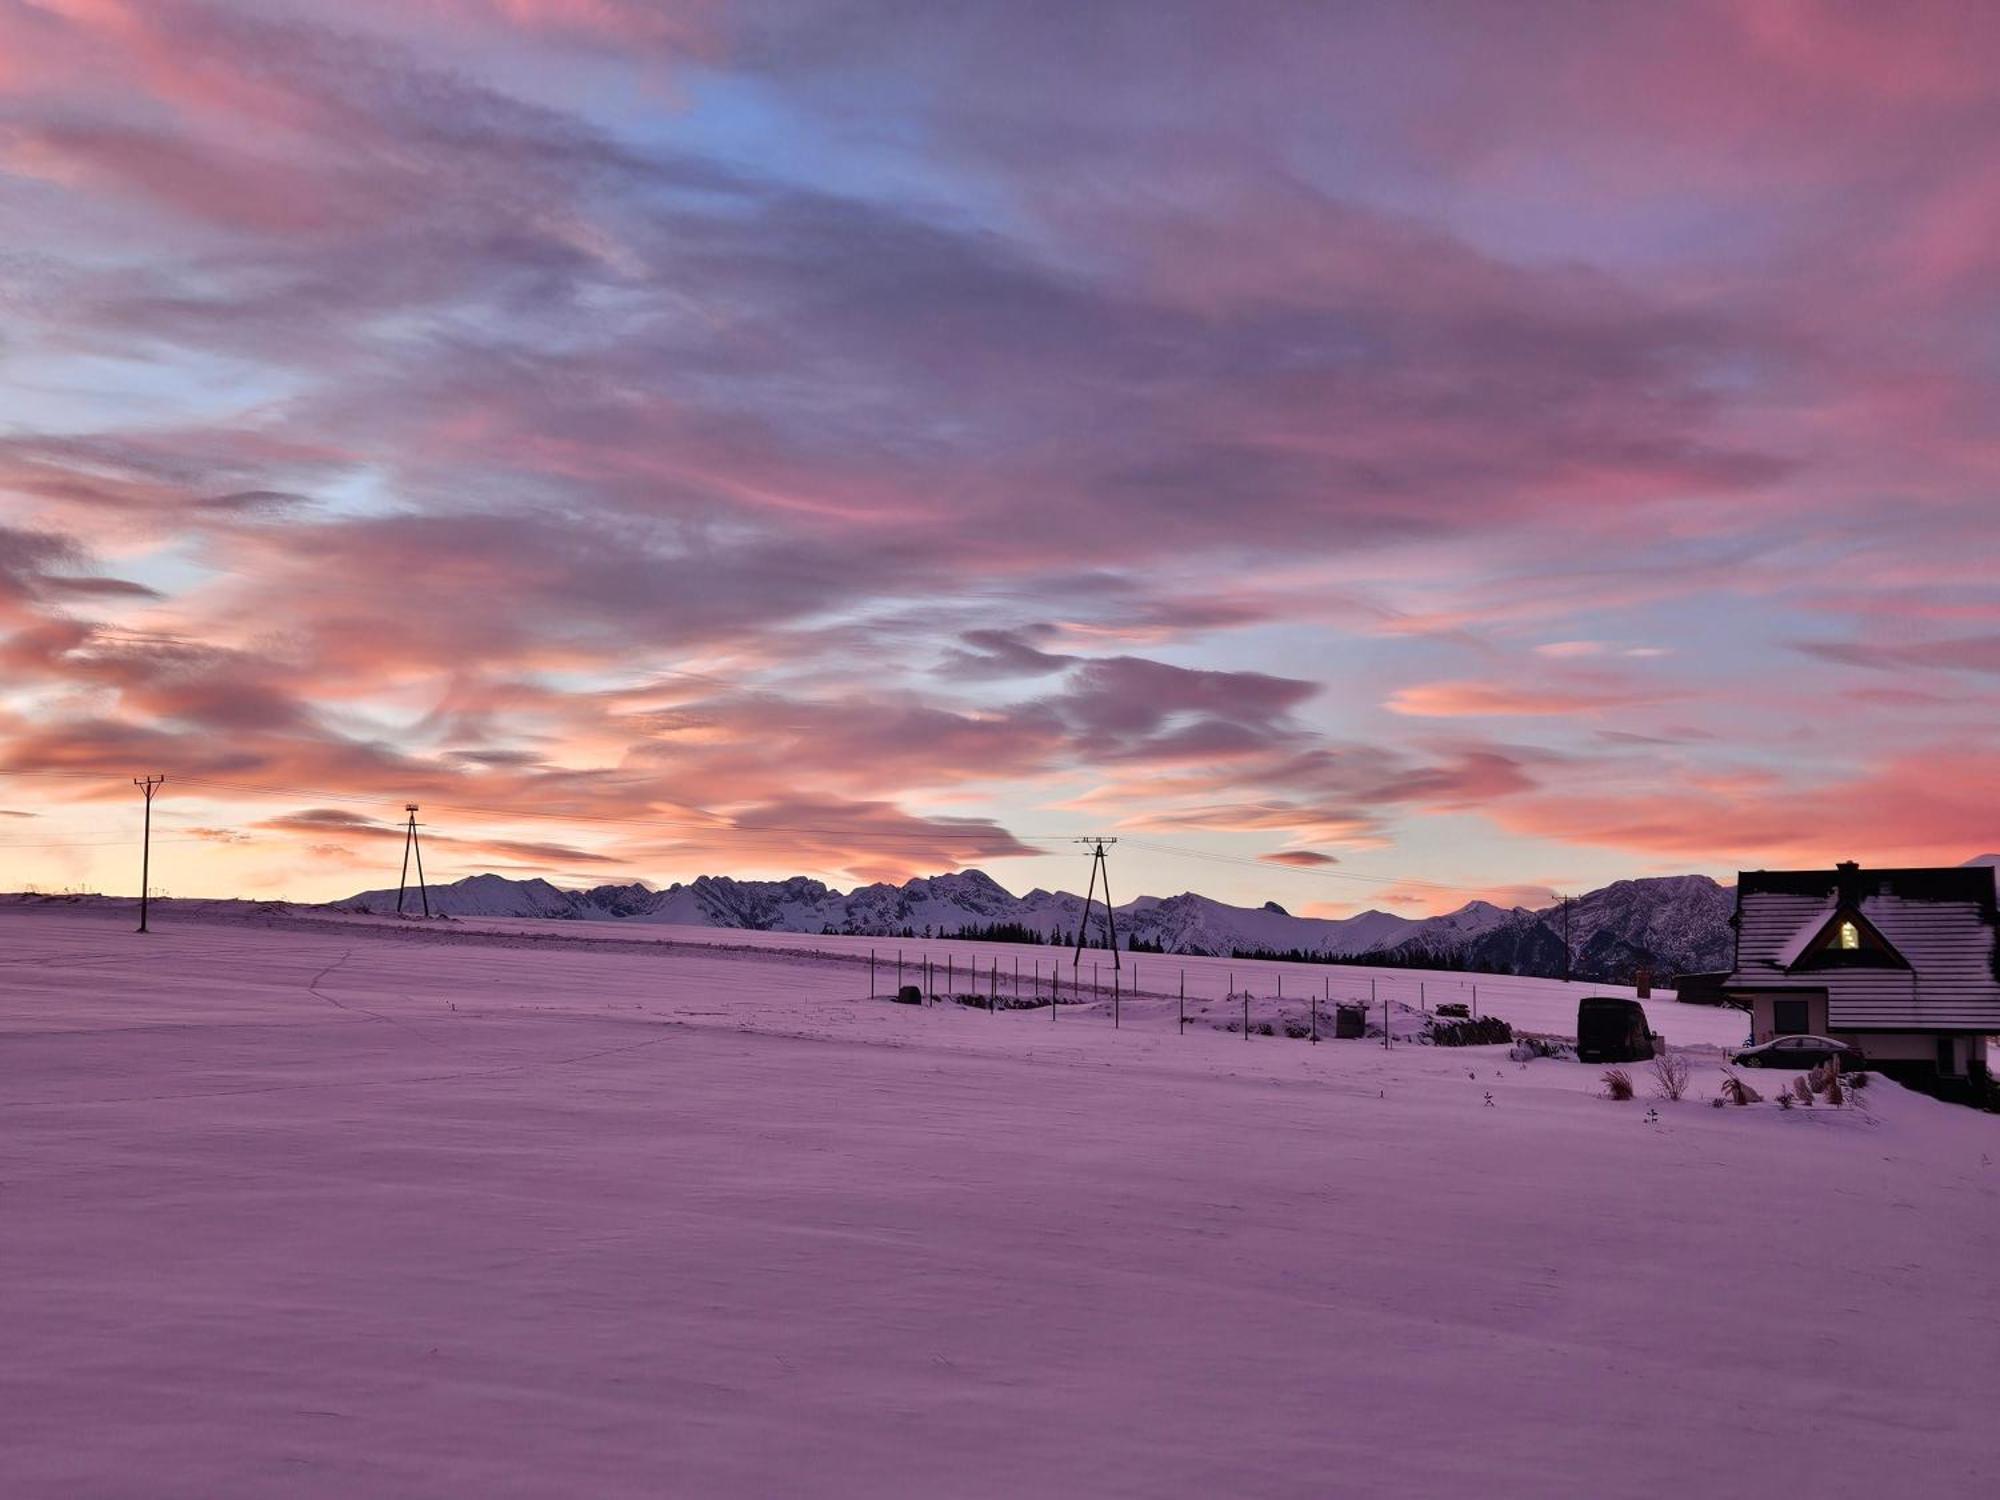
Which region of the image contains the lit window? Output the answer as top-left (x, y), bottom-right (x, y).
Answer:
top-left (1837, 921), bottom-right (1860, 950)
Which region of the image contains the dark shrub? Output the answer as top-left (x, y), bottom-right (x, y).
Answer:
top-left (1431, 1016), bottom-right (1514, 1047)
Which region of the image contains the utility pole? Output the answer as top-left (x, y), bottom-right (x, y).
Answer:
top-left (133, 775), bottom-right (164, 934)
top-left (396, 804), bottom-right (430, 917)
top-left (1070, 837), bottom-right (1121, 973)
top-left (1561, 895), bottom-right (1573, 983)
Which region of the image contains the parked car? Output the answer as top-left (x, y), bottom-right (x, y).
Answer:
top-left (1730, 1035), bottom-right (1863, 1070)
top-left (1576, 996), bottom-right (1656, 1063)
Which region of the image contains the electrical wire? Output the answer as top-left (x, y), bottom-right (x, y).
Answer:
top-left (0, 768), bottom-right (1510, 899)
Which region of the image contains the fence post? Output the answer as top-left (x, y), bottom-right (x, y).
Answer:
top-left (1313, 977), bottom-right (1320, 1044)
top-left (1179, 969), bottom-right (1185, 1034)
top-left (1243, 986), bottom-right (1249, 1040)
top-left (870, 948), bottom-right (875, 999)
top-left (1113, 966), bottom-right (1120, 1029)
top-left (1472, 982), bottom-right (1478, 1020)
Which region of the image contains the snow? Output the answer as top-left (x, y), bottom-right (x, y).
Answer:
top-left (1772, 897), bottom-right (1841, 968)
top-left (255, 903), bottom-right (1755, 1049)
top-left (4, 900), bottom-right (1995, 1498)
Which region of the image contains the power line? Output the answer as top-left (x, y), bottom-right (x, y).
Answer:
top-left (0, 767), bottom-right (1521, 902)
top-left (0, 769), bottom-right (1073, 852)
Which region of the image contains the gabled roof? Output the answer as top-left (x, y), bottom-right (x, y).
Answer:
top-left (1725, 863), bottom-right (2000, 1029)
top-left (1772, 902), bottom-right (1907, 972)
top-left (1770, 900), bottom-right (1838, 969)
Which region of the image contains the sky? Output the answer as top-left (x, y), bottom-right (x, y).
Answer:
top-left (0, 0), bottom-right (1996, 913)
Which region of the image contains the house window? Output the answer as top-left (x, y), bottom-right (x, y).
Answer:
top-left (1837, 921), bottom-right (1860, 950)
top-left (1773, 998), bottom-right (1810, 1035)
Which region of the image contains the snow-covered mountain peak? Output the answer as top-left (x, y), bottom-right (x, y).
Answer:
top-left (334, 868), bottom-right (1735, 981)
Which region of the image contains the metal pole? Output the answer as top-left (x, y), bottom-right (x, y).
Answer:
top-left (1243, 985), bottom-right (1249, 1039)
top-left (1179, 969), bottom-right (1185, 1034)
top-left (1313, 977), bottom-right (1321, 1044)
top-left (870, 948), bottom-right (875, 998)
top-left (1113, 965), bottom-right (1120, 1029)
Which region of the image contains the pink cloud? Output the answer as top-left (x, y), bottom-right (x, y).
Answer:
top-left (1492, 748), bottom-right (2000, 868)
top-left (0, 1), bottom-right (1992, 901)
top-left (1385, 679), bottom-right (1673, 718)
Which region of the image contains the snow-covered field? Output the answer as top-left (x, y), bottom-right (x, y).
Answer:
top-left (212, 899), bottom-right (1755, 1048)
top-left (3, 901), bottom-right (1994, 1498)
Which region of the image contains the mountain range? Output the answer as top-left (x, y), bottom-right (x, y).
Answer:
top-left (336, 868), bottom-right (1738, 983)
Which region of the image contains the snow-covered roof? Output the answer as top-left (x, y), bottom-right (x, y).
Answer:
top-left (1770, 899), bottom-right (1839, 969)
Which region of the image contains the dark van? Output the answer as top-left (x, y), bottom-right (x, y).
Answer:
top-left (1576, 996), bottom-right (1656, 1063)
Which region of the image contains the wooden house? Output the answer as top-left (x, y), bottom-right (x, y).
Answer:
top-left (1722, 862), bottom-right (1998, 1079)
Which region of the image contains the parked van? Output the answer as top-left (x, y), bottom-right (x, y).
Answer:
top-left (1576, 996), bottom-right (1656, 1063)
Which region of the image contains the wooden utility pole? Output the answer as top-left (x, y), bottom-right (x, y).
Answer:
top-left (396, 804), bottom-right (430, 917)
top-left (133, 775), bottom-right (164, 933)
top-left (1071, 837), bottom-right (1121, 972)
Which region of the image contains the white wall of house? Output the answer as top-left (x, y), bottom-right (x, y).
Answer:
top-left (1741, 990), bottom-right (1986, 1073)
top-left (1744, 990), bottom-right (1826, 1043)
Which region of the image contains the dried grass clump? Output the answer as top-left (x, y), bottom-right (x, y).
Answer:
top-left (1650, 1053), bottom-right (1691, 1101)
top-left (1718, 1073), bottom-right (1762, 1106)
top-left (1789, 1076), bottom-right (1815, 1107)
top-left (1602, 1068), bottom-right (1635, 1101)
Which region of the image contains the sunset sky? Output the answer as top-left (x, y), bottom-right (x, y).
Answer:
top-left (1, 0), bottom-right (1995, 911)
